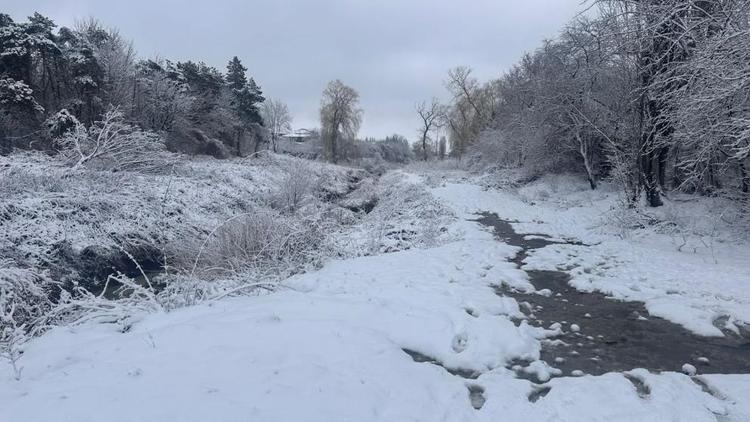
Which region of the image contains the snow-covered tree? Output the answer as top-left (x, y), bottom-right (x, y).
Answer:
top-left (261, 98), bottom-right (292, 152)
top-left (320, 80), bottom-right (362, 163)
top-left (416, 98), bottom-right (443, 161)
top-left (132, 59), bottom-right (192, 131)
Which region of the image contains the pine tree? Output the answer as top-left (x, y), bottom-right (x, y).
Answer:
top-left (225, 57), bottom-right (264, 126)
top-left (225, 56), bottom-right (247, 91)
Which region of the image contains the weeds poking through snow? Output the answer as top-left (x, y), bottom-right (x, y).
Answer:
top-left (0, 264), bottom-right (56, 380)
top-left (1, 149), bottom-right (457, 371)
top-left (0, 313), bottom-right (26, 381)
top-left (271, 161), bottom-right (317, 213)
top-left (190, 208), bottom-right (330, 279)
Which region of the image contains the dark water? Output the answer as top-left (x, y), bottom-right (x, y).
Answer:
top-left (473, 212), bottom-right (750, 381)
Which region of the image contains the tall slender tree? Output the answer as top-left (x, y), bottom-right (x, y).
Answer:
top-left (416, 98), bottom-right (443, 161)
top-left (320, 80), bottom-right (362, 163)
top-left (225, 57), bottom-right (264, 127)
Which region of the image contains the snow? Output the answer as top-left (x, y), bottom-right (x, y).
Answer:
top-left (537, 288), bottom-right (553, 297)
top-left (0, 152), bottom-right (350, 267)
top-left (701, 375), bottom-right (750, 421)
top-left (683, 363), bottom-right (698, 376)
top-left (431, 177), bottom-right (750, 338)
top-left (2, 170), bottom-right (749, 421)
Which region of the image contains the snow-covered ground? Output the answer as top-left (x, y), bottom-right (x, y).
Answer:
top-left (432, 174), bottom-right (750, 338)
top-left (2, 170), bottom-right (749, 421)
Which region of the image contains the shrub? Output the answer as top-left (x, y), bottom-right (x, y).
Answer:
top-left (45, 109), bottom-right (80, 139)
top-left (55, 109), bottom-right (172, 173)
top-left (192, 208), bottom-right (329, 277)
top-left (377, 134), bottom-right (413, 163)
top-left (271, 161), bottom-right (317, 212)
top-left (360, 155), bottom-right (386, 176)
top-left (0, 264), bottom-right (58, 380)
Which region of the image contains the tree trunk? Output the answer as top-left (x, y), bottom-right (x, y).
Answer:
top-left (331, 130), bottom-right (338, 164)
top-left (739, 161), bottom-right (749, 194)
top-left (641, 149), bottom-right (663, 207)
top-left (671, 146), bottom-right (681, 189)
top-left (238, 129), bottom-right (243, 156)
top-left (657, 145), bottom-right (669, 188)
top-left (576, 132), bottom-right (597, 190)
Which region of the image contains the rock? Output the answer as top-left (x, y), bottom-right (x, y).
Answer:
top-left (681, 363), bottom-right (697, 376)
top-left (537, 288), bottom-right (553, 297)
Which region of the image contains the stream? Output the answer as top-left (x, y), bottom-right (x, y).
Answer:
top-left (473, 212), bottom-right (750, 381)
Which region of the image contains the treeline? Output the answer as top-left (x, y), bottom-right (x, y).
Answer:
top-left (0, 13), bottom-right (267, 159)
top-left (442, 0), bottom-right (750, 207)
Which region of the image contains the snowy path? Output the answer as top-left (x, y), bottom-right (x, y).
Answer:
top-left (2, 174), bottom-right (749, 421)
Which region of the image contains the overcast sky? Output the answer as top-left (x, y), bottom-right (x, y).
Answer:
top-left (6, 0), bottom-right (584, 140)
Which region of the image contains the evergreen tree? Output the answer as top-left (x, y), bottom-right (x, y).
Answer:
top-left (0, 13), bottom-right (59, 136)
top-left (225, 57), bottom-right (264, 126)
top-left (233, 84), bottom-right (264, 125)
top-left (177, 61), bottom-right (223, 96)
top-left (225, 56), bottom-right (247, 90)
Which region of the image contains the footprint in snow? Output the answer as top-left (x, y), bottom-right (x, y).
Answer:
top-left (452, 332), bottom-right (468, 353)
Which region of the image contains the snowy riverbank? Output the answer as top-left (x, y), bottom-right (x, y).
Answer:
top-left (2, 171), bottom-right (749, 421)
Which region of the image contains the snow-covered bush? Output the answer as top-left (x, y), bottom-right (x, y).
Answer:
top-left (350, 173), bottom-right (455, 255)
top-left (192, 208), bottom-right (330, 278)
top-left (359, 155), bottom-right (386, 176)
top-left (44, 109), bottom-right (80, 139)
top-left (376, 135), bottom-right (413, 163)
top-left (55, 109), bottom-right (173, 173)
top-left (271, 161), bottom-right (317, 212)
top-left (0, 264), bottom-right (57, 380)
top-left (0, 265), bottom-right (56, 334)
top-left (466, 128), bottom-right (522, 170)
top-left (0, 78), bottom-right (44, 115)
top-left (517, 174), bottom-right (588, 204)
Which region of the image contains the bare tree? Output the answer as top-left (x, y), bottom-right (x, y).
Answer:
top-left (416, 98), bottom-right (443, 161)
top-left (320, 80), bottom-right (362, 163)
top-left (261, 98), bottom-right (292, 153)
top-left (446, 66), bottom-right (484, 122)
top-left (443, 66), bottom-right (499, 158)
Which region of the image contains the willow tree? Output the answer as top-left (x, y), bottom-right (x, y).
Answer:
top-left (319, 80), bottom-right (362, 163)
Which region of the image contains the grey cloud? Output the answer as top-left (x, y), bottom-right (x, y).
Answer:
top-left (5, 0), bottom-right (582, 140)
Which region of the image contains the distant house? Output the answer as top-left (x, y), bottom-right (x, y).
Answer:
top-left (281, 129), bottom-right (316, 143)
